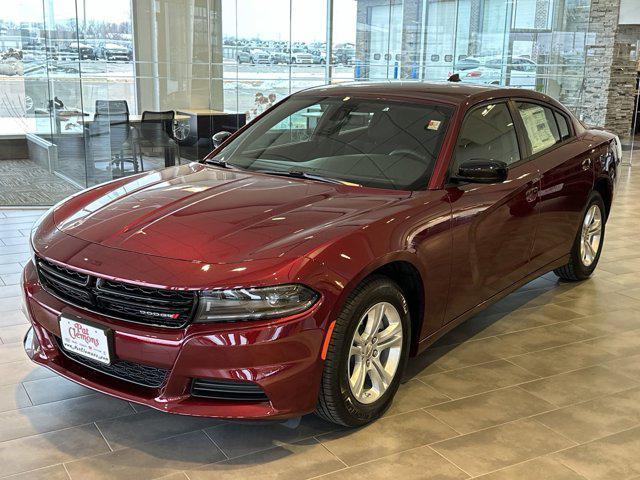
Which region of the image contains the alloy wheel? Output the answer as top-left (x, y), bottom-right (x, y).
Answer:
top-left (580, 204), bottom-right (602, 267)
top-left (348, 302), bottom-right (403, 404)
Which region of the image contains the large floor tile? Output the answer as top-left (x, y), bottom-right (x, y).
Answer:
top-left (421, 360), bottom-right (539, 399)
top-left (0, 324), bottom-right (30, 344)
top-left (0, 342), bottom-right (34, 364)
top-left (533, 387), bottom-right (640, 443)
top-left (519, 365), bottom-right (639, 407)
top-left (316, 445), bottom-right (468, 480)
top-left (22, 375), bottom-right (94, 405)
top-left (416, 336), bottom-right (525, 372)
top-left (495, 323), bottom-right (595, 354)
top-left (0, 311), bottom-right (28, 328)
top-left (553, 426), bottom-right (640, 480)
top-left (4, 464), bottom-right (71, 480)
top-left (507, 341), bottom-right (616, 377)
top-left (96, 409), bottom-right (224, 451)
top-left (0, 360), bottom-right (56, 386)
top-left (203, 415), bottom-right (338, 460)
top-left (384, 378), bottom-right (451, 416)
top-left (0, 423), bottom-right (110, 477)
top-left (570, 308), bottom-right (640, 336)
top-left (474, 456), bottom-right (586, 480)
top-left (439, 304), bottom-right (586, 345)
top-left (426, 386), bottom-right (554, 434)
top-left (0, 394), bottom-right (134, 442)
top-left (65, 430), bottom-right (225, 480)
top-left (605, 353), bottom-right (640, 380)
top-left (317, 410), bottom-right (458, 466)
top-left (431, 419), bottom-right (575, 477)
top-left (185, 438), bottom-right (344, 480)
top-left (583, 329), bottom-right (640, 358)
top-left (0, 383), bottom-right (31, 413)
top-left (555, 292), bottom-right (640, 316)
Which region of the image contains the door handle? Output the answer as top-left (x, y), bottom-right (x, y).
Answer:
top-left (526, 186), bottom-right (539, 203)
top-left (582, 158), bottom-right (592, 171)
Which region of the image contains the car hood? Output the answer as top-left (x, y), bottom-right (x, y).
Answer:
top-left (54, 163), bottom-right (408, 264)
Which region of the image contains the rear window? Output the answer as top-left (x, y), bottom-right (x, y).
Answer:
top-left (516, 102), bottom-right (561, 154)
top-left (554, 111), bottom-right (571, 140)
top-left (213, 96), bottom-right (453, 190)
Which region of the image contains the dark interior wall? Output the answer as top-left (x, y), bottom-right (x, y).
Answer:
top-left (0, 139), bottom-right (28, 160)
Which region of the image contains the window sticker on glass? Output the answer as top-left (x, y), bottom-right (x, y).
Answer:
top-left (519, 105), bottom-right (556, 153)
top-left (426, 120), bottom-right (441, 131)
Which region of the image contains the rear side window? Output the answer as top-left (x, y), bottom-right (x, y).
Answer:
top-left (453, 102), bottom-right (521, 170)
top-left (516, 102), bottom-right (560, 154)
top-left (554, 111), bottom-right (571, 140)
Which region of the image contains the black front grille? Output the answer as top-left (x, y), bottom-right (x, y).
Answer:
top-left (191, 378), bottom-right (269, 402)
top-left (55, 337), bottom-right (169, 388)
top-left (37, 257), bottom-right (197, 328)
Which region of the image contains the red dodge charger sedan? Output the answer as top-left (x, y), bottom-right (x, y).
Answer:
top-left (23, 82), bottom-right (620, 426)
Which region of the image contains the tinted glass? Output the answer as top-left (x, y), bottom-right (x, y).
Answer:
top-left (516, 102), bottom-right (561, 154)
top-left (453, 102), bottom-right (520, 169)
top-left (213, 96), bottom-right (452, 190)
top-left (554, 111), bottom-right (571, 140)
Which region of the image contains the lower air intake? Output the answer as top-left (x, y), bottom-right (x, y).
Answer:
top-left (191, 378), bottom-right (269, 402)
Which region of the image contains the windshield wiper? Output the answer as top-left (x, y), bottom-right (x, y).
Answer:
top-left (204, 158), bottom-right (242, 170)
top-left (254, 169), bottom-right (357, 186)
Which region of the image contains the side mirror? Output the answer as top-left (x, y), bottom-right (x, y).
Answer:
top-left (452, 160), bottom-right (508, 184)
top-left (212, 131), bottom-right (232, 148)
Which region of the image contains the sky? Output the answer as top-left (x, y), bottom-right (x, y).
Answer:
top-left (0, 0), bottom-right (357, 43)
top-left (223, 0), bottom-right (357, 44)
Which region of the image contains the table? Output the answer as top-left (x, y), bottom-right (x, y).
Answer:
top-left (176, 109), bottom-right (246, 146)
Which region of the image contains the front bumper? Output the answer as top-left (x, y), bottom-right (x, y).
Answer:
top-left (22, 261), bottom-right (326, 419)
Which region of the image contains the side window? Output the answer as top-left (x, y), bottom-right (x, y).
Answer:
top-left (516, 102), bottom-right (561, 154)
top-left (554, 111), bottom-right (571, 140)
top-left (453, 102), bottom-right (521, 171)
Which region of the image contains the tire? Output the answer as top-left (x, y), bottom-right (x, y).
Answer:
top-left (554, 191), bottom-right (606, 281)
top-left (315, 275), bottom-right (411, 426)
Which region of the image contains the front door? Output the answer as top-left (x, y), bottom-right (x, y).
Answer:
top-left (443, 101), bottom-right (540, 322)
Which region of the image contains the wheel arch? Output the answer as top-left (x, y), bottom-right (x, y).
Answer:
top-left (327, 253), bottom-right (427, 357)
top-left (594, 176), bottom-right (613, 220)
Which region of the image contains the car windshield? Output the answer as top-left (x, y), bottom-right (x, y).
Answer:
top-left (211, 96), bottom-right (452, 190)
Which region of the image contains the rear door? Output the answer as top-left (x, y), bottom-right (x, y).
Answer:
top-left (443, 100), bottom-right (541, 322)
top-left (513, 101), bottom-right (594, 269)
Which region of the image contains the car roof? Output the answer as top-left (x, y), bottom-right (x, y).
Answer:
top-left (294, 81), bottom-right (556, 107)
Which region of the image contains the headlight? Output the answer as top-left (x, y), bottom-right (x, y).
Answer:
top-left (194, 284), bottom-right (319, 322)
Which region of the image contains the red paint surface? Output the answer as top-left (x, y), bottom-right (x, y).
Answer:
top-left (23, 83), bottom-right (618, 419)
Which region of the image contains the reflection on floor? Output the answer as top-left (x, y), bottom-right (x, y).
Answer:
top-left (0, 160), bottom-right (80, 206)
top-left (1, 166), bottom-right (640, 479)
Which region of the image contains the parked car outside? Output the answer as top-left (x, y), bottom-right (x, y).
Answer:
top-left (250, 49), bottom-right (271, 64)
top-left (455, 55), bottom-right (537, 88)
top-left (236, 47), bottom-right (252, 64)
top-left (291, 48), bottom-right (314, 64)
top-left (270, 51), bottom-right (289, 64)
top-left (24, 82), bottom-right (620, 427)
top-left (97, 42), bottom-right (131, 61)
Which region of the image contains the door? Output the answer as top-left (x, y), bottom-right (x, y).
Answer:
top-left (367, 3), bottom-right (403, 80)
top-left (516, 102), bottom-right (595, 269)
top-left (444, 101), bottom-right (540, 322)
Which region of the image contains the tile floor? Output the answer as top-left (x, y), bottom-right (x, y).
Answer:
top-left (0, 166), bottom-right (640, 479)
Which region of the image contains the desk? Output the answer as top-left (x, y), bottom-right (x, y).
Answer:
top-left (176, 109), bottom-right (246, 145)
top-left (77, 113), bottom-right (190, 125)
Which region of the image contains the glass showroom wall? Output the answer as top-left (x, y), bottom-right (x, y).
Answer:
top-left (0, 0), bottom-right (638, 206)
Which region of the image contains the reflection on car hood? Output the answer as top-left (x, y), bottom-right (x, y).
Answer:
top-left (54, 163), bottom-right (407, 264)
